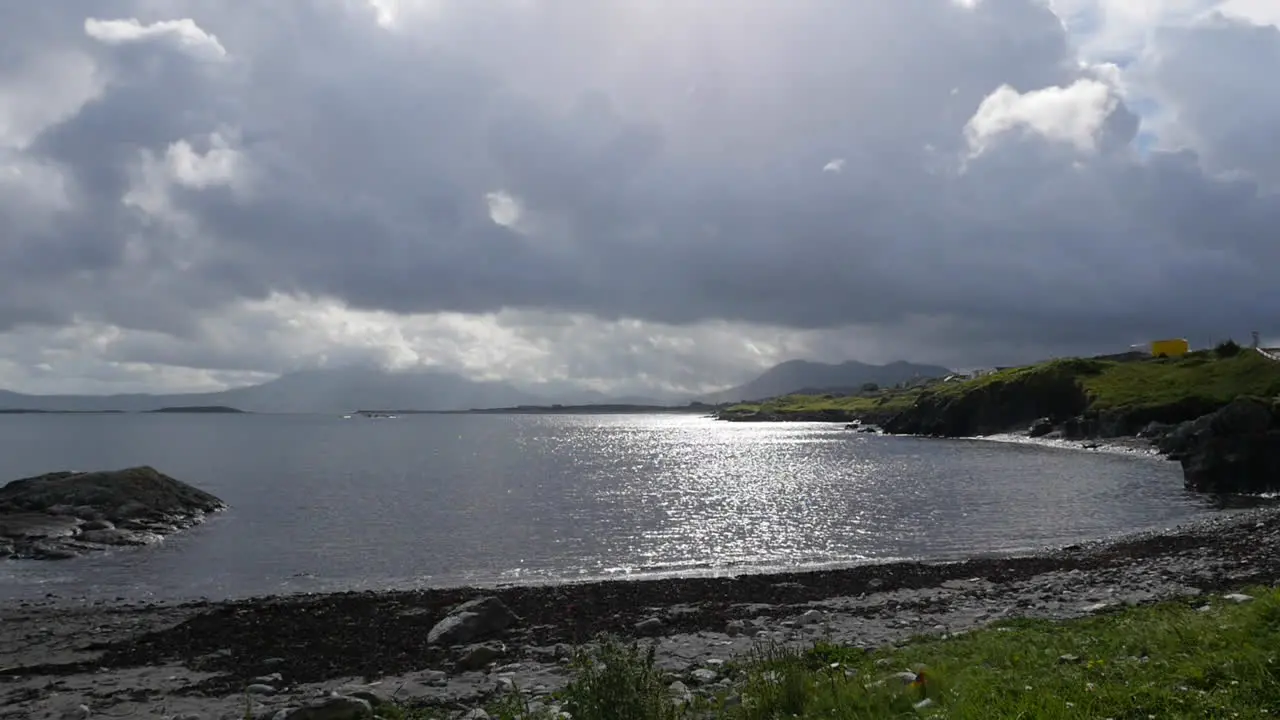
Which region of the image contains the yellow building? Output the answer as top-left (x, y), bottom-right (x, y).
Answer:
top-left (1150, 338), bottom-right (1190, 357)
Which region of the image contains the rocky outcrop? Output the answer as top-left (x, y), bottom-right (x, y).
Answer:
top-left (883, 362), bottom-right (1093, 437)
top-left (0, 466), bottom-right (225, 559)
top-left (1149, 398), bottom-right (1280, 494)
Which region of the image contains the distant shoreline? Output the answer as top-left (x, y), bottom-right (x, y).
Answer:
top-left (357, 403), bottom-right (714, 416)
top-left (0, 406), bottom-right (247, 414)
top-left (0, 404), bottom-right (713, 416)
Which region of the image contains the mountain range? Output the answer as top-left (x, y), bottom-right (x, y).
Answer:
top-left (0, 367), bottom-right (682, 414)
top-left (0, 359), bottom-right (953, 413)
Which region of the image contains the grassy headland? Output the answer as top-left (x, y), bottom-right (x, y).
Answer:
top-left (717, 350), bottom-right (1280, 438)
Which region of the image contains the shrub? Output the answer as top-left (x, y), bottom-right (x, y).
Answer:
top-left (560, 638), bottom-right (682, 720)
top-left (1215, 339), bottom-right (1243, 358)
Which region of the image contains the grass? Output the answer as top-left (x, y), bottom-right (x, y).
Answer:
top-left (1082, 350), bottom-right (1280, 412)
top-left (722, 350), bottom-right (1280, 424)
top-left (720, 388), bottom-right (923, 420)
top-left (389, 586), bottom-right (1280, 719)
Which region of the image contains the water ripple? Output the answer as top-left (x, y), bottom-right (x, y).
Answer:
top-left (0, 413), bottom-right (1214, 601)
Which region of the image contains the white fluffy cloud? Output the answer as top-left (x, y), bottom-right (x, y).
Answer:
top-left (0, 0), bottom-right (1277, 397)
top-left (966, 79), bottom-right (1123, 155)
top-left (84, 17), bottom-right (226, 59)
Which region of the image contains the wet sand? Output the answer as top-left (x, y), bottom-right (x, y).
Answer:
top-left (3, 506), bottom-right (1279, 719)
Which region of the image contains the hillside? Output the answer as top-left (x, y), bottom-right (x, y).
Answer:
top-left (718, 350), bottom-right (1280, 437)
top-left (699, 359), bottom-right (952, 405)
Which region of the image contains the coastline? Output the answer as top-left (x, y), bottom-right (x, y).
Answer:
top-left (5, 506), bottom-right (1280, 719)
top-left (977, 430), bottom-right (1162, 456)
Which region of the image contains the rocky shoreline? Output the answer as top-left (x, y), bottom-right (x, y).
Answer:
top-left (4, 506), bottom-right (1280, 719)
top-left (0, 467), bottom-right (225, 560)
top-left (719, 393), bottom-right (1280, 495)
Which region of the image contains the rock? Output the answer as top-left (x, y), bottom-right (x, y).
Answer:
top-left (455, 642), bottom-right (504, 671)
top-left (29, 542), bottom-right (81, 560)
top-left (245, 683), bottom-right (277, 695)
top-left (0, 513), bottom-right (81, 539)
top-left (1058, 654), bottom-right (1081, 664)
top-left (689, 668), bottom-right (718, 685)
top-left (79, 528), bottom-right (162, 546)
top-left (0, 467), bottom-right (224, 559)
top-left (461, 711), bottom-right (491, 720)
top-left (345, 688), bottom-right (392, 709)
top-left (1138, 421), bottom-right (1174, 439)
top-left (426, 596), bottom-right (519, 646)
top-left (61, 705), bottom-right (91, 720)
top-left (634, 617), bottom-right (665, 635)
top-left (282, 696), bottom-right (373, 720)
top-left (725, 619), bottom-right (746, 636)
top-left (1224, 593), bottom-right (1254, 604)
top-left (1028, 417), bottom-right (1054, 438)
top-left (795, 609), bottom-right (824, 626)
top-left (0, 466), bottom-right (224, 518)
top-left (668, 681), bottom-right (693, 706)
top-left (1175, 398), bottom-right (1280, 493)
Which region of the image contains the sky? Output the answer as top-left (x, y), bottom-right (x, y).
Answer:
top-left (1, 0), bottom-right (1279, 397)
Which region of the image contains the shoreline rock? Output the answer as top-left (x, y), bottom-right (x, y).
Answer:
top-left (0, 466), bottom-right (225, 560)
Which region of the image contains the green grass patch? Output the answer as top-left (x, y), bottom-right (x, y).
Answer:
top-left (1082, 351), bottom-right (1280, 411)
top-left (410, 587), bottom-right (1280, 719)
top-left (725, 351), bottom-right (1280, 424)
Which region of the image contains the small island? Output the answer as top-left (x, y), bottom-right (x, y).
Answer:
top-left (0, 466), bottom-right (226, 560)
top-left (147, 405), bottom-right (246, 414)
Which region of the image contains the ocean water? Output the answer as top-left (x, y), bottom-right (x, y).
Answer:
top-left (0, 413), bottom-right (1217, 602)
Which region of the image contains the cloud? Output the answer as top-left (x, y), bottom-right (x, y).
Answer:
top-left (965, 79), bottom-right (1124, 155)
top-left (1132, 12), bottom-right (1280, 185)
top-left (0, 0), bottom-right (1277, 395)
top-left (84, 17), bottom-right (226, 59)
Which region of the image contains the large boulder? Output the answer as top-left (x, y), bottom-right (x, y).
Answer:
top-left (1173, 398), bottom-right (1280, 494)
top-left (1028, 418), bottom-right (1054, 438)
top-left (426, 596), bottom-right (519, 646)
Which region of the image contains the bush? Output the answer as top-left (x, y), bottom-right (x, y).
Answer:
top-left (1215, 339), bottom-right (1243, 358)
top-left (560, 638), bottom-right (682, 720)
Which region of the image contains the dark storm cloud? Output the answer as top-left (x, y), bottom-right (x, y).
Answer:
top-left (1, 0), bottom-right (1278, 365)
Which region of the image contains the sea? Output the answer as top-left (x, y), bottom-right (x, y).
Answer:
top-left (0, 412), bottom-right (1226, 602)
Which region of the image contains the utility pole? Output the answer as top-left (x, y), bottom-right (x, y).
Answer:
top-left (1253, 331), bottom-right (1261, 349)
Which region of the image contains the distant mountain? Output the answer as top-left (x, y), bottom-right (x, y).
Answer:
top-left (698, 359), bottom-right (953, 405)
top-left (0, 367), bottom-right (551, 414)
